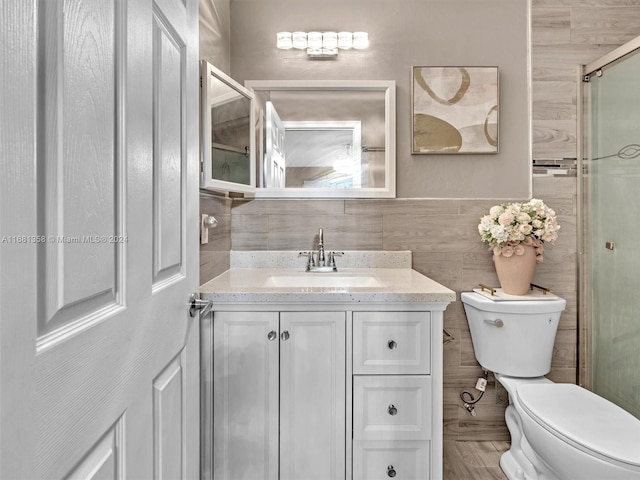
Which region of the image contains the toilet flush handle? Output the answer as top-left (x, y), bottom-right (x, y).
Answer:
top-left (484, 318), bottom-right (504, 328)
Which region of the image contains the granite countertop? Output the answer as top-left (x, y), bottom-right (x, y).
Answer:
top-left (199, 251), bottom-right (456, 304)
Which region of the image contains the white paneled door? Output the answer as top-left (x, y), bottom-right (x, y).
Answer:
top-left (0, 0), bottom-right (200, 478)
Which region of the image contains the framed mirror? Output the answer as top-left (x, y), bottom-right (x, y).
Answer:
top-left (246, 80), bottom-right (396, 198)
top-left (200, 61), bottom-right (255, 194)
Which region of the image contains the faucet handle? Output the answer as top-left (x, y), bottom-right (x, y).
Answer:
top-left (328, 251), bottom-right (344, 268)
top-left (298, 251), bottom-right (315, 270)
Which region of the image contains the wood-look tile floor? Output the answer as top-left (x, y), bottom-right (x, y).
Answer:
top-left (443, 440), bottom-right (510, 480)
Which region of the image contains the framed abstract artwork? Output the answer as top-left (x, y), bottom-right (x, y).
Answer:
top-left (411, 66), bottom-right (498, 154)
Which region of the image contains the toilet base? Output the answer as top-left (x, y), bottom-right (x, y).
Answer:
top-left (500, 450), bottom-right (558, 480)
top-left (500, 450), bottom-right (529, 480)
top-left (500, 403), bottom-right (558, 480)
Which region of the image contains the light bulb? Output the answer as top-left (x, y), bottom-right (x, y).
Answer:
top-left (338, 32), bottom-right (353, 49)
top-left (307, 31), bottom-right (323, 49)
top-left (276, 32), bottom-right (292, 49)
top-left (323, 32), bottom-right (338, 49)
top-left (292, 31), bottom-right (307, 49)
top-left (353, 32), bottom-right (369, 49)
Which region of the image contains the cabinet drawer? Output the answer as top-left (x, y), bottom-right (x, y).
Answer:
top-left (353, 312), bottom-right (431, 374)
top-left (353, 440), bottom-right (430, 480)
top-left (354, 375), bottom-right (432, 441)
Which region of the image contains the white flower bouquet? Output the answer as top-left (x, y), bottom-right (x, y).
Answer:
top-left (478, 198), bottom-right (560, 264)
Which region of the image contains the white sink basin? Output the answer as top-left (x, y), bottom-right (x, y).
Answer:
top-left (264, 273), bottom-right (385, 288)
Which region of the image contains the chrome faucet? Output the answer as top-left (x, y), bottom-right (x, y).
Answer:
top-left (298, 227), bottom-right (344, 272)
top-left (317, 227), bottom-right (325, 267)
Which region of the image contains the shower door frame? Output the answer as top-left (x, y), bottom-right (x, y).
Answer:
top-left (577, 34), bottom-right (640, 388)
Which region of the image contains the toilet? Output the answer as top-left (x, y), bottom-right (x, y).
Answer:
top-left (461, 291), bottom-right (640, 480)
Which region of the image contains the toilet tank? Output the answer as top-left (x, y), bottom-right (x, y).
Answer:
top-left (461, 292), bottom-right (567, 377)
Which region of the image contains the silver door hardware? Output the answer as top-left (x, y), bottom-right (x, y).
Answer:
top-left (267, 330), bottom-right (278, 341)
top-left (605, 241), bottom-right (615, 250)
top-left (281, 330), bottom-right (290, 341)
top-left (387, 339), bottom-right (398, 350)
top-left (189, 293), bottom-right (212, 317)
top-left (387, 404), bottom-right (398, 416)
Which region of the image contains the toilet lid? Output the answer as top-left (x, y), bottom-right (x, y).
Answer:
top-left (517, 383), bottom-right (640, 468)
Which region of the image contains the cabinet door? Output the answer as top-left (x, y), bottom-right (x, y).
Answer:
top-left (213, 311), bottom-right (279, 480)
top-left (201, 61), bottom-right (256, 194)
top-left (280, 312), bottom-right (347, 480)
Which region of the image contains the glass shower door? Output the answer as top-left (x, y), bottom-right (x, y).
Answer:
top-left (584, 46), bottom-right (640, 419)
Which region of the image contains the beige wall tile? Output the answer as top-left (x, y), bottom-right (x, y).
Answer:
top-left (346, 199), bottom-right (459, 216)
top-left (553, 328), bottom-right (579, 368)
top-left (458, 200), bottom-right (518, 216)
top-left (533, 44), bottom-right (615, 81)
top-left (533, 176), bottom-right (577, 200)
top-left (231, 214), bottom-right (269, 250)
top-left (532, 6), bottom-right (571, 45)
top-left (266, 214), bottom-right (383, 251)
top-left (444, 301), bottom-right (471, 331)
top-left (462, 252), bottom-right (500, 291)
top-left (533, 120), bottom-right (577, 159)
top-left (571, 7), bottom-right (640, 44)
top-left (200, 250), bottom-right (230, 286)
top-left (412, 251), bottom-right (463, 289)
top-left (233, 198), bottom-right (345, 216)
top-left (443, 328), bottom-right (462, 369)
top-left (383, 214), bottom-right (488, 254)
top-left (199, 193), bottom-right (232, 285)
top-left (532, 81), bottom-right (576, 121)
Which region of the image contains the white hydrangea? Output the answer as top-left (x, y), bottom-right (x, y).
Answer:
top-left (477, 198), bottom-right (560, 264)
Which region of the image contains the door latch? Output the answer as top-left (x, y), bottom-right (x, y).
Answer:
top-left (189, 293), bottom-right (212, 317)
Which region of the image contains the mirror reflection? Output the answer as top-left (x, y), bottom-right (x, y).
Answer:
top-left (247, 81), bottom-right (396, 198)
top-left (200, 61), bottom-right (255, 193)
top-left (210, 81), bottom-right (251, 184)
top-left (283, 120), bottom-right (362, 188)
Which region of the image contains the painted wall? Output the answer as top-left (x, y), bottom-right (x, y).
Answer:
top-left (199, 0), bottom-right (230, 74)
top-left (230, 0), bottom-right (531, 199)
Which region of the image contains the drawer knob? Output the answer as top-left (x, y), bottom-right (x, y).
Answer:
top-left (267, 330), bottom-right (277, 341)
top-left (281, 330), bottom-right (290, 341)
top-left (387, 339), bottom-right (397, 350)
top-left (387, 465), bottom-right (396, 477)
top-left (387, 404), bottom-right (398, 416)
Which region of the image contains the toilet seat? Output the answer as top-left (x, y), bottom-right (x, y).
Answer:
top-left (517, 383), bottom-right (640, 470)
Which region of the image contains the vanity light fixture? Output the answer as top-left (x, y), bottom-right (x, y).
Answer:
top-left (276, 31), bottom-right (368, 57)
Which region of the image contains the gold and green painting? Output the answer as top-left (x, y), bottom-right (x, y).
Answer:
top-left (411, 66), bottom-right (498, 154)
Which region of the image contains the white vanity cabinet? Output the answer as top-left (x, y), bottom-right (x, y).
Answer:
top-left (205, 307), bottom-right (443, 480)
top-left (200, 258), bottom-right (455, 480)
top-left (211, 310), bottom-right (346, 480)
top-left (352, 311), bottom-right (433, 479)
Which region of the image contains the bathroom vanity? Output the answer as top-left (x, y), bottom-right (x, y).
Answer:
top-left (199, 252), bottom-right (455, 480)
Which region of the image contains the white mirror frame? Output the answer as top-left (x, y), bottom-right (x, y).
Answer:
top-left (245, 80), bottom-right (396, 198)
top-left (201, 61), bottom-right (256, 194)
